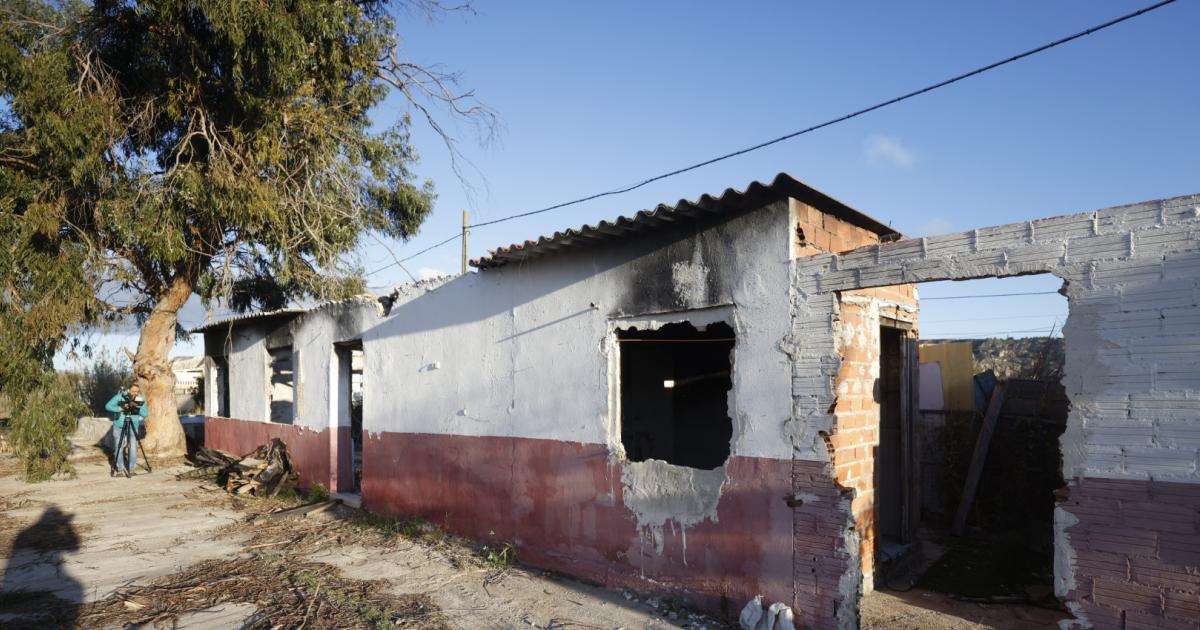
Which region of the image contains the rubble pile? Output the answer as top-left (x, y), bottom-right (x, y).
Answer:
top-left (187, 438), bottom-right (298, 497)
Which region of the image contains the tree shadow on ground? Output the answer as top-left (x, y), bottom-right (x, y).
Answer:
top-left (0, 506), bottom-right (83, 629)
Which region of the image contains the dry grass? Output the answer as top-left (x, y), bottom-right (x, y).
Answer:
top-left (79, 554), bottom-right (449, 629)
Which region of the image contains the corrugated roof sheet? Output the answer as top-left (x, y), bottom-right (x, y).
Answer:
top-left (189, 308), bottom-right (309, 334)
top-left (471, 173), bottom-right (898, 269)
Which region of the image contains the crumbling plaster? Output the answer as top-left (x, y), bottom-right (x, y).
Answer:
top-left (789, 193), bottom-right (1200, 628)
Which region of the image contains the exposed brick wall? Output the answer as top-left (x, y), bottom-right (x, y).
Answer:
top-left (829, 297), bottom-right (883, 587)
top-left (792, 459), bottom-right (856, 630)
top-left (1061, 477), bottom-right (1200, 628)
top-left (792, 199), bottom-right (883, 257)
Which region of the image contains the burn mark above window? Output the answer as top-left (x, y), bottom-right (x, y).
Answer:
top-left (617, 321), bottom-right (734, 470)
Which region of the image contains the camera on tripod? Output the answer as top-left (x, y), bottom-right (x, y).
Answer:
top-left (120, 393), bottom-right (143, 415)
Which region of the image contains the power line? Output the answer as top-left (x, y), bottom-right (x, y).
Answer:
top-left (366, 0), bottom-right (1177, 278)
top-left (364, 233), bottom-right (461, 277)
top-left (921, 291), bottom-right (1060, 301)
top-left (920, 313), bottom-right (1065, 323)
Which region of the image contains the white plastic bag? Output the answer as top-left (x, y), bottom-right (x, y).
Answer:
top-left (738, 595), bottom-right (763, 630)
top-left (739, 595), bottom-right (795, 630)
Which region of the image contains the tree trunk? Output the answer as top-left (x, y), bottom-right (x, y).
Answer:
top-left (133, 275), bottom-right (192, 457)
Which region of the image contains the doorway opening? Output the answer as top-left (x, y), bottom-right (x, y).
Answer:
top-left (841, 274), bottom-right (1069, 620)
top-left (334, 341), bottom-right (364, 494)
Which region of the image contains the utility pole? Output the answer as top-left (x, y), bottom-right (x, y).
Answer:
top-left (461, 209), bottom-right (469, 275)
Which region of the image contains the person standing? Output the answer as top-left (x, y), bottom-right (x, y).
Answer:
top-left (105, 384), bottom-right (148, 477)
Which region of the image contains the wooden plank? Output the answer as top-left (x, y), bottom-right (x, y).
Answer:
top-left (952, 382), bottom-right (1008, 536)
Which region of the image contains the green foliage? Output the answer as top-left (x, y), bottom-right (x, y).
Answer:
top-left (9, 376), bottom-right (86, 481)
top-left (1, 1), bottom-right (486, 442)
top-left (480, 542), bottom-right (516, 569)
top-left (306, 482), bottom-right (330, 502)
top-left (350, 511), bottom-right (432, 539)
top-left (2, 0), bottom-right (445, 309)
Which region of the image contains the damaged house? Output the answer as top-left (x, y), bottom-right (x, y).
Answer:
top-left (199, 174), bottom-right (1200, 629)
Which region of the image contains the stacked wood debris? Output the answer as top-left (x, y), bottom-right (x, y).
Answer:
top-left (186, 438), bottom-right (298, 497)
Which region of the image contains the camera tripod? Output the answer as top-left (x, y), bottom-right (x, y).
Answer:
top-left (115, 418), bottom-right (153, 477)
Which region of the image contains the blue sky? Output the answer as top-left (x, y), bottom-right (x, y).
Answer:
top-left (60, 1), bottom-right (1197, 366)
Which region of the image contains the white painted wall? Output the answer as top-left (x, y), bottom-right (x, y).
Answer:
top-left (287, 298), bottom-right (383, 432)
top-left (226, 324), bottom-right (270, 421)
top-left (360, 200), bottom-right (799, 461)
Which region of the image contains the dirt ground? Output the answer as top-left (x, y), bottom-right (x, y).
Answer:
top-left (0, 455), bottom-right (730, 629)
top-left (860, 588), bottom-right (1065, 629)
top-left (0, 453), bottom-right (1066, 629)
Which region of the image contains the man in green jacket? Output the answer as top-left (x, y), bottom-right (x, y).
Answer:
top-left (105, 384), bottom-right (148, 477)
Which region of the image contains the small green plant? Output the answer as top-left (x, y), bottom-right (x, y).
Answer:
top-left (273, 487), bottom-right (302, 504)
top-left (481, 542), bottom-right (516, 569)
top-left (351, 512), bottom-right (430, 538)
top-left (306, 482), bottom-right (330, 502)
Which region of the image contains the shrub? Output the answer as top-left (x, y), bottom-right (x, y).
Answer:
top-left (307, 482), bottom-right (330, 502)
top-left (9, 377), bottom-right (87, 481)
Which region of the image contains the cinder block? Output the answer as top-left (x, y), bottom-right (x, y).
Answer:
top-left (1093, 576), bottom-right (1163, 614)
top-left (974, 223), bottom-right (1029, 251)
top-left (1005, 242), bottom-right (1067, 267)
top-left (1085, 424), bottom-right (1155, 447)
top-left (1120, 500), bottom-right (1198, 534)
top-left (923, 231), bottom-right (975, 257)
top-left (1154, 423), bottom-right (1200, 451)
top-left (1162, 253), bottom-right (1200, 280)
top-left (1130, 557), bottom-right (1200, 593)
top-left (1162, 589), bottom-right (1200, 620)
top-left (1127, 609), bottom-right (1198, 630)
top-left (1033, 213), bottom-right (1096, 242)
top-left (1124, 447), bottom-right (1197, 478)
top-left (1158, 530), bottom-right (1200, 565)
top-left (875, 239), bottom-right (923, 266)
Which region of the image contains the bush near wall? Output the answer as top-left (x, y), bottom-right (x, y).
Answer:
top-left (8, 376), bottom-right (87, 482)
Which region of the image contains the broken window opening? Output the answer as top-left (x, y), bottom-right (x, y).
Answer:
top-left (617, 320), bottom-right (734, 470)
top-left (268, 347), bottom-right (295, 424)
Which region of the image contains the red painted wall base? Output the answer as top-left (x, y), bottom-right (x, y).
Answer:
top-left (204, 417), bottom-right (333, 491)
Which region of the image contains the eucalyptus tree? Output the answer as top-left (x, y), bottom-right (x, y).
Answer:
top-left (0, 0), bottom-right (490, 457)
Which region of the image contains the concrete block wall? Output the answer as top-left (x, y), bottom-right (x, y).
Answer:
top-left (790, 193), bottom-right (1200, 629)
